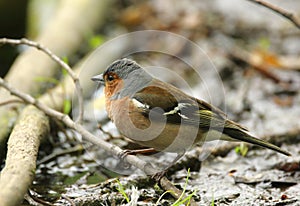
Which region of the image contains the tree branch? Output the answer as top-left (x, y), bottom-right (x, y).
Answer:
top-left (247, 0), bottom-right (300, 29)
top-left (0, 99), bottom-right (24, 107)
top-left (0, 38), bottom-right (84, 123)
top-left (0, 106), bottom-right (50, 206)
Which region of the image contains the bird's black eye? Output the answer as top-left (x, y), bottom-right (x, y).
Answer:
top-left (107, 75), bottom-right (114, 81)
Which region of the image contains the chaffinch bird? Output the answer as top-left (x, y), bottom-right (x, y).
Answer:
top-left (92, 58), bottom-right (291, 163)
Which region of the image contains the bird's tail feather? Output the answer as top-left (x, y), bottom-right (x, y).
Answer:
top-left (224, 128), bottom-right (291, 156)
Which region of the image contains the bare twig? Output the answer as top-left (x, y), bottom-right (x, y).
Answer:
top-left (61, 194), bottom-right (76, 206)
top-left (0, 99), bottom-right (24, 106)
top-left (229, 47), bottom-right (289, 85)
top-left (37, 144), bottom-right (84, 165)
top-left (0, 38), bottom-right (84, 123)
top-left (26, 190), bottom-right (54, 206)
top-left (0, 77), bottom-right (195, 203)
top-left (247, 0), bottom-right (300, 29)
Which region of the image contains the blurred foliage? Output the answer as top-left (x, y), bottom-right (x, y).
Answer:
top-left (89, 34), bottom-right (106, 49)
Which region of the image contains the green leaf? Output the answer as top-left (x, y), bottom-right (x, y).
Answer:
top-left (235, 143), bottom-right (248, 156)
top-left (176, 190), bottom-right (197, 206)
top-left (210, 193), bottom-right (215, 206)
top-left (63, 99), bottom-right (71, 114)
top-left (116, 179), bottom-right (130, 203)
top-left (172, 168), bottom-right (196, 206)
top-left (235, 146), bottom-right (241, 154)
top-left (240, 143), bottom-right (248, 156)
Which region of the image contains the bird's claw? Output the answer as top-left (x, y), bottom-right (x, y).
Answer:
top-left (118, 149), bottom-right (134, 159)
top-left (151, 170), bottom-right (167, 181)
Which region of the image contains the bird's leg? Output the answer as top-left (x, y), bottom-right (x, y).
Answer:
top-left (152, 150), bottom-right (186, 181)
top-left (118, 148), bottom-right (157, 159)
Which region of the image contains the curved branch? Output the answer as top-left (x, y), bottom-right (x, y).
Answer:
top-left (0, 38), bottom-right (84, 123)
top-left (247, 0), bottom-right (300, 29)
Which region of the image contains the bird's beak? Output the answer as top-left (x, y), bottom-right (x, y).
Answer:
top-left (91, 74), bottom-right (104, 85)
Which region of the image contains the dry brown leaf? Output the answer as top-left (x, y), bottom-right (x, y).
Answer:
top-left (252, 49), bottom-right (283, 68)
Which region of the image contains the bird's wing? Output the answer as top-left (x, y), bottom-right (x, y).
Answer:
top-left (132, 85), bottom-right (247, 132)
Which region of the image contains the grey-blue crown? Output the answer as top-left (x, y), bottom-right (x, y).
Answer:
top-left (104, 58), bottom-right (142, 79)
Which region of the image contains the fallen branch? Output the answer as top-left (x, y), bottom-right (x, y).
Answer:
top-left (247, 0), bottom-right (300, 29)
top-left (0, 106), bottom-right (50, 206)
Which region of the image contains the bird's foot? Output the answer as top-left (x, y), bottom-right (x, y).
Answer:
top-left (152, 151), bottom-right (186, 181)
top-left (151, 169), bottom-right (167, 181)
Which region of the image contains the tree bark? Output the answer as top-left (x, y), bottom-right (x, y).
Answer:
top-left (0, 106), bottom-right (49, 206)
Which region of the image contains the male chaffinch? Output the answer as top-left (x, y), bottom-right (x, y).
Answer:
top-left (92, 58), bottom-right (291, 161)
